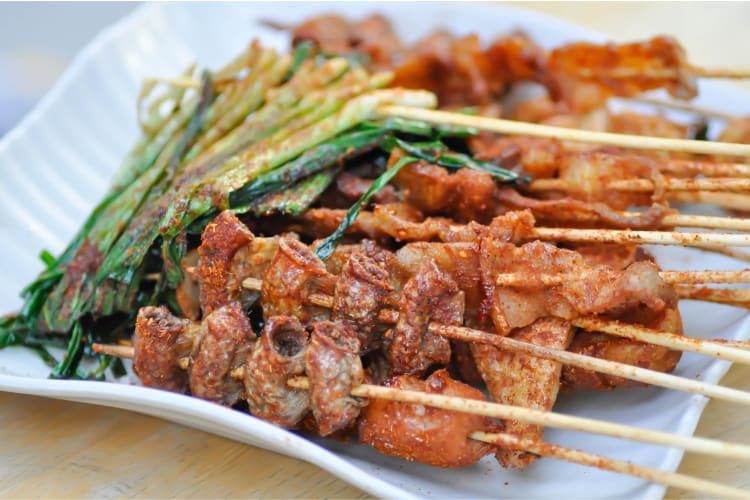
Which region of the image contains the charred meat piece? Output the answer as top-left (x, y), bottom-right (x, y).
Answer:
top-left (563, 302), bottom-right (683, 391)
top-left (395, 241), bottom-right (483, 327)
top-left (305, 321), bottom-right (366, 436)
top-left (244, 316), bottom-right (310, 427)
top-left (198, 211), bottom-right (255, 315)
top-left (262, 237), bottom-right (335, 323)
top-left (480, 239), bottom-right (675, 333)
top-left (133, 306), bottom-right (194, 393)
top-left (471, 318), bottom-right (573, 469)
top-left (331, 249), bottom-right (395, 353)
top-left (387, 259), bottom-right (464, 375)
top-left (188, 302), bottom-right (256, 406)
top-left (358, 369), bottom-right (501, 468)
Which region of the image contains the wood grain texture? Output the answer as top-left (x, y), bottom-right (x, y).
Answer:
top-left (2, 2), bottom-right (750, 498)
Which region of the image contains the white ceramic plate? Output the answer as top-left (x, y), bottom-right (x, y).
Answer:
top-left (2, 3), bottom-right (750, 498)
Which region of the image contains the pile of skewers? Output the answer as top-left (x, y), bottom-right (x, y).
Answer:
top-left (6, 13), bottom-right (750, 497)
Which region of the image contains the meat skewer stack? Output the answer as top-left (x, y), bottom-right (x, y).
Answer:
top-left (96, 200), bottom-right (750, 496)
top-left (16, 16), bottom-right (750, 497)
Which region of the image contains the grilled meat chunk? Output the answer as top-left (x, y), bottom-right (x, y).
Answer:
top-left (358, 369), bottom-right (501, 468)
top-left (480, 239), bottom-right (675, 333)
top-left (244, 316), bottom-right (310, 427)
top-left (198, 211), bottom-right (255, 315)
top-left (306, 321), bottom-right (366, 436)
top-left (133, 306), bottom-right (194, 393)
top-left (262, 237), bottom-right (335, 323)
top-left (188, 302), bottom-right (255, 406)
top-left (387, 259), bottom-right (464, 375)
top-left (331, 249), bottom-right (395, 353)
top-left (471, 318), bottom-right (573, 469)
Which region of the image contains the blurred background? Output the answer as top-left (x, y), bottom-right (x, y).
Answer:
top-left (0, 2), bottom-right (137, 135)
top-left (1, 2), bottom-right (748, 137)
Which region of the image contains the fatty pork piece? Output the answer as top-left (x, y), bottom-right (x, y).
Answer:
top-left (481, 239), bottom-right (675, 334)
top-left (471, 318), bottom-right (573, 469)
top-left (358, 369), bottom-right (501, 468)
top-left (390, 159), bottom-right (673, 230)
top-left (563, 301), bottom-right (683, 391)
top-left (554, 151), bottom-right (664, 210)
top-left (188, 301), bottom-right (256, 406)
top-left (546, 36), bottom-right (697, 113)
top-left (305, 321), bottom-right (366, 436)
top-left (244, 316), bottom-right (310, 427)
top-left (386, 259), bottom-right (464, 375)
top-left (299, 204), bottom-right (537, 245)
top-left (261, 236), bottom-right (335, 323)
top-left (133, 306), bottom-right (196, 393)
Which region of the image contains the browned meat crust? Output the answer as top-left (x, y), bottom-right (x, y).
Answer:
top-left (471, 318), bottom-right (573, 469)
top-left (562, 304), bottom-right (683, 391)
top-left (188, 302), bottom-right (255, 406)
top-left (198, 211), bottom-right (255, 315)
top-left (331, 249), bottom-right (395, 353)
top-left (480, 239), bottom-right (674, 333)
top-left (133, 306), bottom-right (193, 393)
top-left (244, 316), bottom-right (310, 427)
top-left (305, 321), bottom-right (366, 436)
top-left (386, 260), bottom-right (464, 375)
top-left (358, 369), bottom-right (501, 468)
top-left (298, 205), bottom-right (537, 245)
top-left (261, 237), bottom-right (335, 323)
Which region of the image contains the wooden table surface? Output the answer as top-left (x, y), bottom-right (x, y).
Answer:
top-left (2, 2), bottom-right (750, 498)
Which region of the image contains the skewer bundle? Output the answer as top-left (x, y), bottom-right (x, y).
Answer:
top-left (5, 13), bottom-right (750, 498)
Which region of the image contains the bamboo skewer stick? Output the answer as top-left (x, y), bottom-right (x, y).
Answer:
top-left (623, 95), bottom-right (736, 122)
top-left (376, 105), bottom-right (750, 157)
top-left (151, 75), bottom-right (750, 158)
top-left (95, 299), bottom-right (750, 406)
top-left (573, 317), bottom-right (750, 365)
top-left (695, 246), bottom-right (750, 264)
top-left (668, 191), bottom-right (750, 211)
top-left (675, 285), bottom-right (750, 308)
top-left (689, 66), bottom-right (750, 79)
top-left (578, 66), bottom-right (750, 80)
top-left (92, 342), bottom-right (750, 462)
top-left (286, 376), bottom-right (750, 462)
top-left (659, 159), bottom-right (750, 179)
top-left (527, 177), bottom-right (750, 193)
top-left (87, 342), bottom-right (750, 497)
top-left (494, 270), bottom-right (750, 286)
top-left (651, 213), bottom-right (750, 232)
top-left (470, 432), bottom-right (747, 499)
top-left (529, 227), bottom-right (750, 248)
top-left (430, 324), bottom-right (750, 406)
top-left (241, 276), bottom-right (750, 362)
